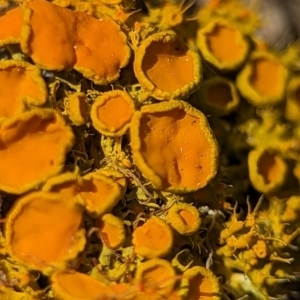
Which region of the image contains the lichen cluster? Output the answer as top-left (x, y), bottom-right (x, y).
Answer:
top-left (0, 0), bottom-right (300, 299)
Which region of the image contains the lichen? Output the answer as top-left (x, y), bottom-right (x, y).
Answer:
top-left (0, 1), bottom-right (299, 299)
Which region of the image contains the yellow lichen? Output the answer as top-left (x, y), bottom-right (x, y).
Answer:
top-left (285, 76), bottom-right (300, 122)
top-left (167, 203), bottom-right (201, 235)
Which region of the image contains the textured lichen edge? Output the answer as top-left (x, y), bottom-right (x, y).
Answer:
top-left (74, 19), bottom-right (131, 85)
top-left (236, 51), bottom-right (289, 106)
top-left (200, 76), bottom-right (240, 115)
top-left (79, 172), bottom-right (125, 216)
top-left (285, 76), bottom-right (300, 121)
top-left (0, 109), bottom-right (75, 194)
top-left (5, 191), bottom-right (86, 276)
top-left (91, 90), bottom-right (135, 137)
top-left (183, 266), bottom-right (221, 300)
top-left (0, 59), bottom-right (48, 107)
top-left (248, 147), bottom-right (288, 194)
top-left (42, 172), bottom-right (81, 193)
top-left (132, 217), bottom-right (174, 258)
top-left (130, 100), bottom-right (219, 193)
top-left (133, 30), bottom-right (202, 101)
top-left (197, 18), bottom-right (250, 71)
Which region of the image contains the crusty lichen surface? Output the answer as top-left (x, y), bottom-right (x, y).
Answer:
top-left (0, 0), bottom-right (299, 300)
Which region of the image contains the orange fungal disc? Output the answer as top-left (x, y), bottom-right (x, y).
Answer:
top-left (197, 19), bottom-right (249, 71)
top-left (0, 6), bottom-right (24, 46)
top-left (51, 270), bottom-right (115, 300)
top-left (110, 282), bottom-right (137, 300)
top-left (134, 258), bottom-right (176, 297)
top-left (23, 0), bottom-right (130, 82)
top-left (167, 203), bottom-right (201, 235)
top-left (183, 266), bottom-right (221, 300)
top-left (74, 12), bottom-right (131, 85)
top-left (0, 60), bottom-right (47, 119)
top-left (79, 172), bottom-right (125, 216)
top-left (134, 30), bottom-right (201, 100)
top-left (130, 100), bottom-right (219, 193)
top-left (236, 51), bottom-right (289, 106)
top-left (5, 191), bottom-right (86, 275)
top-left (91, 90), bottom-right (135, 137)
top-left (200, 77), bottom-right (240, 116)
top-left (0, 109), bottom-right (74, 194)
top-left (97, 213), bottom-right (126, 250)
top-left (42, 172), bottom-right (82, 200)
top-left (24, 0), bottom-right (77, 70)
top-left (248, 148), bottom-right (288, 194)
top-left (132, 217), bottom-right (173, 258)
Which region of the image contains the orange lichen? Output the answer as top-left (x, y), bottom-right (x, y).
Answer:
top-left (183, 266), bottom-right (221, 300)
top-left (65, 92), bottom-right (90, 126)
top-left (79, 172), bottom-right (125, 216)
top-left (21, 0), bottom-right (130, 83)
top-left (200, 77), bottom-right (240, 115)
top-left (236, 52), bottom-right (288, 106)
top-left (134, 258), bottom-right (176, 297)
top-left (0, 109), bottom-right (74, 194)
top-left (130, 100), bottom-right (219, 192)
top-left (110, 282), bottom-right (138, 299)
top-left (24, 0), bottom-right (77, 70)
top-left (74, 11), bottom-right (131, 84)
top-left (97, 213), bottom-right (126, 249)
top-left (167, 203), bottom-right (201, 235)
top-left (134, 31), bottom-right (201, 100)
top-left (251, 59), bottom-right (282, 96)
top-left (42, 172), bottom-right (82, 200)
top-left (0, 60), bottom-right (47, 119)
top-left (51, 271), bottom-right (114, 300)
top-left (132, 217), bottom-right (173, 258)
top-left (0, 7), bottom-right (23, 46)
top-left (197, 19), bottom-right (249, 71)
top-left (91, 90), bottom-right (135, 137)
top-left (5, 192), bottom-right (86, 274)
top-left (248, 148), bottom-right (288, 194)
top-left (258, 152), bottom-right (280, 184)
